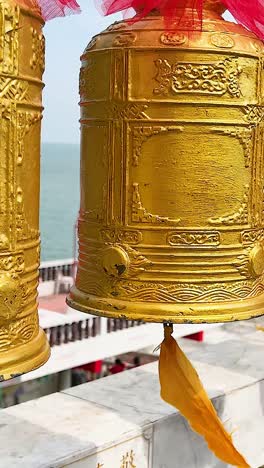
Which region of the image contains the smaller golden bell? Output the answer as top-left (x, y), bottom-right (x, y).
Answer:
top-left (0, 0), bottom-right (49, 380)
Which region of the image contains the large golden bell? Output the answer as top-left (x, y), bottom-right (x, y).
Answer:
top-left (68, 0), bottom-right (264, 323)
top-left (0, 0), bottom-right (50, 379)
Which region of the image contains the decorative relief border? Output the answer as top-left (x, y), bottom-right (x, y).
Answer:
top-left (243, 105), bottom-right (264, 125)
top-left (210, 33), bottom-right (235, 49)
top-left (160, 32), bottom-right (187, 46)
top-left (241, 228), bottom-right (264, 245)
top-left (167, 231), bottom-right (220, 246)
top-left (153, 58), bottom-right (242, 97)
top-left (131, 183), bottom-right (181, 225)
top-left (118, 277), bottom-right (264, 303)
top-left (0, 77), bottom-right (28, 101)
top-left (131, 125), bottom-right (183, 166)
top-left (100, 228), bottom-right (142, 245)
top-left (0, 254), bottom-right (24, 273)
top-left (132, 126), bottom-right (167, 166)
top-left (0, 312), bottom-right (38, 353)
top-left (107, 103), bottom-right (149, 120)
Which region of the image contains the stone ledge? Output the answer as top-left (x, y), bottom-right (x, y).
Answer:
top-left (0, 319), bottom-right (263, 468)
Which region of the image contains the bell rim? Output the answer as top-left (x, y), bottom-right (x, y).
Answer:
top-left (67, 287), bottom-right (264, 324)
top-left (0, 328), bottom-right (50, 382)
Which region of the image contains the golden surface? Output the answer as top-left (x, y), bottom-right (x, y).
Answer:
top-left (0, 0), bottom-right (49, 380)
top-left (68, 1), bottom-right (264, 323)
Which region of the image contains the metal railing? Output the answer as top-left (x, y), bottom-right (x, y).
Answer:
top-left (39, 258), bottom-right (75, 282)
top-left (44, 316), bottom-right (101, 347)
top-left (43, 316), bottom-right (144, 347)
top-left (107, 318), bottom-right (144, 333)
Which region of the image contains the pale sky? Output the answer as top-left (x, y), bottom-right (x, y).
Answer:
top-left (42, 1), bottom-right (121, 143)
top-left (42, 6), bottom-right (233, 144)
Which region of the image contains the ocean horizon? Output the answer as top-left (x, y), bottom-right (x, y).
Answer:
top-left (40, 142), bottom-right (80, 262)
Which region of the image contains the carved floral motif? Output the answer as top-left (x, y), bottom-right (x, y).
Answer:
top-left (0, 254), bottom-right (24, 273)
top-left (241, 229), bottom-right (264, 245)
top-left (160, 32), bottom-right (187, 46)
top-left (153, 58), bottom-right (242, 97)
top-left (167, 231), bottom-right (220, 246)
top-left (101, 228), bottom-right (142, 244)
top-left (210, 33), bottom-right (235, 49)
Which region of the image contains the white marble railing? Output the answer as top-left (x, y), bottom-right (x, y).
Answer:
top-left (0, 320), bottom-right (263, 468)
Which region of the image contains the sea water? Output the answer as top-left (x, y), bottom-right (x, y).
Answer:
top-left (40, 143), bottom-right (80, 261)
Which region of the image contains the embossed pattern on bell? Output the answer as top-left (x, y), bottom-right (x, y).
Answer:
top-left (68, 2), bottom-right (264, 323)
top-left (0, 1), bottom-right (50, 379)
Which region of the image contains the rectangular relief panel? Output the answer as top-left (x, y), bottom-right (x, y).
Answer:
top-left (127, 123), bottom-right (251, 228)
top-left (80, 123), bottom-right (110, 223)
top-left (128, 50), bottom-right (258, 104)
top-left (0, 103), bottom-right (14, 250)
top-left (80, 51), bottom-right (112, 102)
top-left (16, 110), bottom-right (42, 245)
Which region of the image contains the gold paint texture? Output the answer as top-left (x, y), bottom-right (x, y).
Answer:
top-left (68, 1), bottom-right (264, 323)
top-left (0, 0), bottom-right (49, 380)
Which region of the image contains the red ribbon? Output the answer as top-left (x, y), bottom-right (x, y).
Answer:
top-left (16, 0), bottom-right (264, 39)
top-left (100, 0), bottom-right (264, 40)
top-left (223, 0), bottom-right (264, 39)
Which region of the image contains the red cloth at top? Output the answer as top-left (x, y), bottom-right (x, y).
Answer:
top-left (223, 0), bottom-right (264, 40)
top-left (99, 0), bottom-right (264, 40)
top-left (15, 0), bottom-right (264, 40)
top-left (15, 0), bottom-right (80, 21)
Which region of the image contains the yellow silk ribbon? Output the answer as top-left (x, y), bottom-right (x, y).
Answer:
top-left (159, 325), bottom-right (249, 467)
